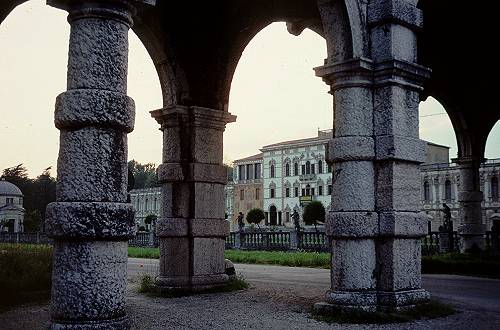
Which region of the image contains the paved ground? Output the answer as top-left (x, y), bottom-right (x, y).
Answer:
top-left (1, 258), bottom-right (499, 329)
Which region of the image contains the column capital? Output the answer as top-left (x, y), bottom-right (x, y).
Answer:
top-left (367, 0), bottom-right (423, 31)
top-left (47, 0), bottom-right (155, 25)
top-left (151, 105), bottom-right (236, 130)
top-left (373, 59), bottom-right (431, 91)
top-left (315, 57), bottom-right (374, 90)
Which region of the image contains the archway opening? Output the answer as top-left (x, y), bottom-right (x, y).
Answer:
top-left (225, 22), bottom-right (330, 232)
top-left (0, 0), bottom-right (163, 235)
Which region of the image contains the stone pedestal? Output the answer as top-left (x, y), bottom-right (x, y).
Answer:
top-left (314, 0), bottom-right (430, 313)
top-left (44, 1), bottom-right (153, 328)
top-left (455, 158), bottom-right (486, 252)
top-left (151, 105), bottom-right (235, 291)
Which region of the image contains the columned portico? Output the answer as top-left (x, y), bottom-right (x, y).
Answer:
top-left (44, 0), bottom-right (153, 328)
top-left (315, 0), bottom-right (431, 312)
top-left (455, 157), bottom-right (486, 252)
top-left (151, 105), bottom-right (235, 291)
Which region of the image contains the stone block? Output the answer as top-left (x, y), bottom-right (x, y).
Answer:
top-left (193, 127), bottom-right (223, 164)
top-left (162, 126), bottom-right (183, 163)
top-left (57, 128), bottom-right (128, 202)
top-left (190, 163), bottom-right (227, 183)
top-left (55, 89), bottom-right (135, 132)
top-left (194, 183), bottom-right (225, 219)
top-left (368, 0), bottom-right (423, 30)
top-left (331, 239), bottom-right (377, 291)
top-left (457, 191), bottom-right (483, 202)
top-left (161, 183), bottom-right (190, 218)
top-left (328, 136), bottom-right (375, 162)
top-left (370, 24), bottom-right (417, 62)
top-left (45, 202), bottom-right (135, 239)
top-left (375, 135), bottom-right (426, 163)
top-left (376, 161), bottom-right (421, 211)
top-left (333, 87), bottom-right (373, 137)
top-left (157, 163), bottom-right (184, 182)
top-left (156, 217), bottom-right (188, 237)
top-left (158, 237), bottom-right (190, 279)
top-left (190, 218), bottom-right (229, 237)
top-left (331, 161), bottom-right (375, 211)
top-left (67, 18), bottom-right (129, 93)
top-left (373, 85), bottom-right (420, 137)
top-left (379, 211), bottom-right (428, 237)
top-left (51, 241), bottom-right (128, 321)
top-left (377, 238), bottom-right (422, 291)
top-left (192, 238), bottom-right (225, 276)
top-left (326, 211), bottom-right (378, 237)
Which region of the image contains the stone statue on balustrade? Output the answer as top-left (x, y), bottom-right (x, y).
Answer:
top-left (237, 212), bottom-right (245, 232)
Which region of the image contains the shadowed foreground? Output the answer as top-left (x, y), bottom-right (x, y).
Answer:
top-left (1, 260), bottom-right (500, 329)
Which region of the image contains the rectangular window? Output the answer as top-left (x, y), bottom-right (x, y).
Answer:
top-left (318, 186), bottom-right (323, 196)
top-left (6, 198), bottom-right (13, 205)
top-left (294, 187), bottom-right (299, 197)
top-left (240, 189), bottom-right (244, 200)
top-left (255, 163), bottom-right (261, 179)
top-left (286, 212), bottom-right (290, 223)
top-left (311, 164), bottom-right (315, 174)
top-left (311, 188), bottom-right (315, 196)
top-left (328, 185), bottom-right (333, 195)
top-left (301, 188), bottom-right (305, 196)
top-left (238, 165), bottom-right (245, 181)
top-left (270, 188), bottom-right (275, 198)
top-left (255, 188), bottom-right (260, 200)
top-left (285, 187), bottom-right (290, 198)
top-left (327, 164), bottom-right (332, 173)
top-left (301, 165), bottom-right (305, 175)
top-left (247, 164), bottom-right (254, 180)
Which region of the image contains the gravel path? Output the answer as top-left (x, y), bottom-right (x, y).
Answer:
top-left (1, 262), bottom-right (500, 329)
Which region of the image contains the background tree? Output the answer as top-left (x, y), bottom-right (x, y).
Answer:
top-left (246, 208), bottom-right (265, 229)
top-left (127, 160), bottom-right (158, 189)
top-left (302, 201), bottom-right (325, 231)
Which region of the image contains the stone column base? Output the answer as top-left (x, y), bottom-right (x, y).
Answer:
top-left (315, 290), bottom-right (378, 313)
top-left (378, 289), bottom-right (430, 312)
top-left (459, 223), bottom-right (486, 252)
top-left (51, 315), bottom-right (129, 330)
top-left (156, 273), bottom-right (229, 292)
top-left (314, 289), bottom-right (430, 314)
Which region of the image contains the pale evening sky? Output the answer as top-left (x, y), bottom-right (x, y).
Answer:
top-left (1, 1), bottom-right (499, 176)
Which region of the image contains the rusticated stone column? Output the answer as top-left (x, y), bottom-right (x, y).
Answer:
top-left (151, 105), bottom-right (236, 291)
top-left (45, 1), bottom-right (153, 328)
top-left (315, 59), bottom-right (379, 312)
top-left (315, 0), bottom-right (431, 312)
top-left (455, 157), bottom-right (485, 252)
top-left (369, 0), bottom-right (431, 311)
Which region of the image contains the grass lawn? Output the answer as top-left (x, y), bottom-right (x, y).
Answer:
top-left (0, 243), bottom-right (52, 312)
top-left (128, 247), bottom-right (500, 278)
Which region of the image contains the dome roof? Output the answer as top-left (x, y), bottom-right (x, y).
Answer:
top-left (0, 178), bottom-right (23, 197)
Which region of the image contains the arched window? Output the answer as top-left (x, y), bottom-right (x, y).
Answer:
top-left (445, 180), bottom-right (452, 201)
top-left (285, 163), bottom-right (290, 177)
top-left (294, 162), bottom-right (298, 176)
top-left (270, 164), bottom-right (275, 178)
top-left (424, 181), bottom-right (430, 201)
top-left (492, 177), bottom-right (499, 199)
top-left (306, 161), bottom-right (311, 174)
top-left (318, 160), bottom-right (323, 174)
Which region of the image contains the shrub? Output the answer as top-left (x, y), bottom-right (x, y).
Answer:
top-left (302, 201), bottom-right (325, 230)
top-left (246, 208), bottom-right (265, 229)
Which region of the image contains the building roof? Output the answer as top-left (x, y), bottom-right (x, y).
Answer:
top-left (234, 153), bottom-right (263, 163)
top-left (425, 141), bottom-right (450, 149)
top-left (261, 132), bottom-right (332, 151)
top-left (0, 178), bottom-right (23, 197)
